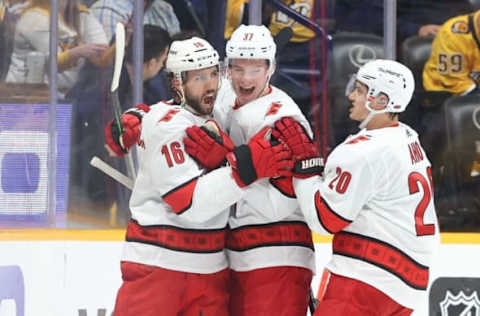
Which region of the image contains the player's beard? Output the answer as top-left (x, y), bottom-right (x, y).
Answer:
top-left (185, 89), bottom-right (216, 116)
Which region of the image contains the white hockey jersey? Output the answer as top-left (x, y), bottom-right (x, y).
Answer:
top-left (215, 83), bottom-right (316, 273)
top-left (293, 123), bottom-right (440, 309)
top-left (122, 101), bottom-right (245, 274)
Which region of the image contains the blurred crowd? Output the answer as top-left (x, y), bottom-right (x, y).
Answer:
top-left (0, 0), bottom-right (479, 230)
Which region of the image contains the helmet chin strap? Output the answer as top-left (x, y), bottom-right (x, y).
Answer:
top-left (358, 97), bottom-right (388, 129)
top-left (250, 64), bottom-right (275, 102)
top-left (359, 111), bottom-right (375, 129)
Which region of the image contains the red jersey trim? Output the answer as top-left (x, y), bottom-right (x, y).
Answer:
top-left (227, 221), bottom-right (314, 251)
top-left (269, 177), bottom-right (296, 198)
top-left (126, 220), bottom-right (227, 253)
top-left (162, 177), bottom-right (198, 215)
top-left (314, 191), bottom-right (352, 234)
top-left (332, 231), bottom-right (429, 290)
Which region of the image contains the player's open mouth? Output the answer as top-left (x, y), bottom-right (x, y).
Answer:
top-left (239, 86), bottom-right (255, 95)
top-left (203, 95), bottom-right (215, 105)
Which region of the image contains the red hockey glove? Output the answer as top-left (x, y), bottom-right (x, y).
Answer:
top-left (227, 127), bottom-right (293, 188)
top-left (105, 104), bottom-right (150, 157)
top-left (272, 117), bottom-right (323, 178)
top-left (183, 120), bottom-right (235, 170)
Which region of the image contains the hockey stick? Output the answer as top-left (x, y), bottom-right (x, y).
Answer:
top-left (273, 26), bottom-right (293, 56)
top-left (309, 287), bottom-right (319, 314)
top-left (111, 22), bottom-right (136, 180)
top-left (90, 156), bottom-right (133, 190)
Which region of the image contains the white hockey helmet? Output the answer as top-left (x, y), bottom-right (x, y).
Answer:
top-left (347, 59), bottom-right (415, 113)
top-left (226, 24), bottom-right (277, 72)
top-left (166, 36), bottom-right (219, 81)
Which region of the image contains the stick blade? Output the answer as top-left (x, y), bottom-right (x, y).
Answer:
top-left (111, 22), bottom-right (126, 93)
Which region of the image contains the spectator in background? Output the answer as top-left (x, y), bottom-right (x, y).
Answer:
top-left (267, 0), bottom-right (320, 121)
top-left (166, 0), bottom-right (227, 58)
top-left (335, 0), bottom-right (472, 42)
top-left (68, 25), bottom-right (170, 217)
top-left (89, 0), bottom-right (179, 119)
top-left (422, 9), bottom-right (480, 185)
top-left (5, 0), bottom-right (113, 92)
top-left (89, 0), bottom-right (180, 40)
top-left (423, 10), bottom-right (480, 95)
top-left (117, 24), bottom-right (171, 110)
top-left (0, 0), bottom-right (30, 19)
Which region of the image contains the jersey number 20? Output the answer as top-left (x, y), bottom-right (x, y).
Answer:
top-left (408, 167), bottom-right (435, 236)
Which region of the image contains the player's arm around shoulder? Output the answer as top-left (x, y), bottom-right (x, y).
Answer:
top-left (292, 136), bottom-right (376, 235)
top-left (142, 108), bottom-right (246, 223)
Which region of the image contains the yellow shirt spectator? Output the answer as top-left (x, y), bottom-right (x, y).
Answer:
top-left (423, 10), bottom-right (480, 95)
top-left (269, 0), bottom-right (314, 43)
top-left (225, 0), bottom-right (315, 43)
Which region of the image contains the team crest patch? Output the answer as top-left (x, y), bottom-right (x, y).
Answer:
top-left (451, 21), bottom-right (469, 34)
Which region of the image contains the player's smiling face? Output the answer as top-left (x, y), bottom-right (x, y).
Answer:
top-left (347, 81), bottom-right (370, 121)
top-left (183, 66), bottom-right (219, 115)
top-left (229, 58), bottom-right (270, 106)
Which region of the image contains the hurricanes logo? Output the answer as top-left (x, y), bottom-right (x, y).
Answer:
top-left (159, 109), bottom-right (180, 122)
top-left (439, 290), bottom-right (480, 316)
top-left (265, 102), bottom-right (282, 116)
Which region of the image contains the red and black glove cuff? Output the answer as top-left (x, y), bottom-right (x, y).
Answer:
top-left (125, 103), bottom-right (150, 120)
top-left (227, 145), bottom-right (257, 188)
top-left (105, 120), bottom-right (127, 157)
top-left (293, 157), bottom-right (324, 178)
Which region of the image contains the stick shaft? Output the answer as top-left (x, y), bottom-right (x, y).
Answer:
top-left (90, 156), bottom-right (133, 190)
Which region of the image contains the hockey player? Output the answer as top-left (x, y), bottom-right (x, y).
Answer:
top-left (111, 37), bottom-right (293, 316)
top-left (183, 24), bottom-right (318, 316)
top-left (272, 59), bottom-right (440, 315)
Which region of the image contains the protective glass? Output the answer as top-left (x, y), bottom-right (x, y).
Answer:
top-left (345, 74), bottom-right (357, 96)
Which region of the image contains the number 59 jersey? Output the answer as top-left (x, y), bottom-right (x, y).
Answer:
top-left (294, 123), bottom-right (440, 310)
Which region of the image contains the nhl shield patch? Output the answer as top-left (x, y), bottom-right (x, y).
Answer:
top-left (430, 277), bottom-right (480, 315)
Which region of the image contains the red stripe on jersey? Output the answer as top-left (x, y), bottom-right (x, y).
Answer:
top-left (314, 191), bottom-right (352, 234)
top-left (265, 102), bottom-right (282, 116)
top-left (227, 221), bottom-right (313, 251)
top-left (126, 220), bottom-right (227, 253)
top-left (162, 177), bottom-right (198, 214)
top-left (332, 231), bottom-right (429, 290)
top-left (345, 135), bottom-right (371, 145)
top-left (269, 177), bottom-right (296, 198)
top-left (159, 109), bottom-right (180, 122)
